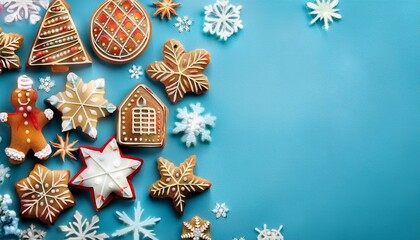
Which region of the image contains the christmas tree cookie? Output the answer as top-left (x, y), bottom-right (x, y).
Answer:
top-left (27, 0), bottom-right (92, 73)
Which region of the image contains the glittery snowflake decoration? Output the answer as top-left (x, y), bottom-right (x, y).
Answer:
top-left (20, 224), bottom-right (46, 240)
top-left (212, 203), bottom-right (229, 219)
top-left (0, 0), bottom-right (49, 24)
top-left (255, 225), bottom-right (284, 240)
top-left (204, 0), bottom-right (243, 41)
top-left (112, 201), bottom-right (161, 240)
top-left (59, 211), bottom-right (109, 240)
top-left (173, 103), bottom-right (216, 147)
top-left (174, 16), bottom-right (193, 32)
top-left (307, 0), bottom-right (342, 30)
top-left (129, 65), bottom-right (144, 79)
top-left (38, 76), bottom-right (55, 93)
top-left (0, 164), bottom-right (10, 183)
top-left (0, 194), bottom-right (20, 238)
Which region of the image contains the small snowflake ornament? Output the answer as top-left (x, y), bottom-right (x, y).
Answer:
top-left (255, 224), bottom-right (284, 240)
top-left (173, 103), bottom-right (216, 147)
top-left (204, 0), bottom-right (243, 41)
top-left (212, 203), bottom-right (229, 219)
top-left (38, 76), bottom-right (55, 93)
top-left (59, 211), bottom-right (109, 240)
top-left (20, 224), bottom-right (46, 240)
top-left (175, 16), bottom-right (193, 32)
top-left (112, 201), bottom-right (160, 240)
top-left (307, 0), bottom-right (342, 30)
top-left (0, 0), bottom-right (49, 24)
top-left (129, 65), bottom-right (144, 79)
top-left (0, 164), bottom-right (10, 183)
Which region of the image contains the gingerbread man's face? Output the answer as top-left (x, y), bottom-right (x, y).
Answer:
top-left (11, 89), bottom-right (37, 109)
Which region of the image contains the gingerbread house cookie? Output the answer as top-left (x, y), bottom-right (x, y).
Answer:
top-left (117, 84), bottom-right (168, 147)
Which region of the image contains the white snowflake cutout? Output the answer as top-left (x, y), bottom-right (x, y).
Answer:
top-left (112, 201), bottom-right (161, 240)
top-left (0, 0), bottom-right (49, 24)
top-left (307, 0), bottom-right (342, 30)
top-left (59, 211), bottom-right (109, 240)
top-left (20, 224), bottom-right (46, 240)
top-left (38, 76), bottom-right (55, 93)
top-left (174, 16), bottom-right (193, 32)
top-left (212, 203), bottom-right (229, 219)
top-left (173, 103), bottom-right (216, 147)
top-left (204, 0), bottom-right (243, 41)
top-left (255, 224), bottom-right (284, 240)
top-left (0, 164), bottom-right (10, 183)
top-left (129, 65), bottom-right (144, 79)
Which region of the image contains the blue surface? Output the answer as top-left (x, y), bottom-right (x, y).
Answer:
top-left (1, 0), bottom-right (420, 239)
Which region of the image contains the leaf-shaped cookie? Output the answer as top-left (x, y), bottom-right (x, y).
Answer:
top-left (0, 27), bottom-right (24, 74)
top-left (146, 39), bottom-right (211, 103)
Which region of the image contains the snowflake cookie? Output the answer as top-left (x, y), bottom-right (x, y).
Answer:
top-left (112, 201), bottom-right (160, 240)
top-left (175, 16), bottom-right (193, 32)
top-left (0, 164), bottom-right (10, 183)
top-left (59, 211), bottom-right (109, 240)
top-left (70, 137), bottom-right (143, 211)
top-left (46, 72), bottom-right (116, 139)
top-left (0, 0), bottom-right (49, 24)
top-left (15, 164), bottom-right (75, 224)
top-left (146, 39), bottom-right (211, 103)
top-left (307, 0), bottom-right (342, 30)
top-left (173, 103), bottom-right (216, 147)
top-left (204, 0), bottom-right (243, 41)
top-left (212, 203), bottom-right (229, 219)
top-left (0, 27), bottom-right (24, 74)
top-left (0, 194), bottom-right (20, 238)
top-left (255, 224), bottom-right (284, 240)
top-left (129, 65), bottom-right (144, 79)
top-left (149, 155), bottom-right (212, 215)
top-left (21, 224), bottom-right (46, 240)
top-left (181, 216), bottom-right (211, 240)
top-left (38, 76), bottom-right (55, 93)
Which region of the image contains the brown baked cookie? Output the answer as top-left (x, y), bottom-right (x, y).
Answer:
top-left (90, 0), bottom-right (152, 64)
top-left (0, 75), bottom-right (54, 165)
top-left (149, 155), bottom-right (212, 215)
top-left (0, 27), bottom-right (24, 74)
top-left (146, 39), bottom-right (211, 103)
top-left (27, 0), bottom-right (92, 72)
top-left (15, 164), bottom-right (75, 225)
top-left (181, 216), bottom-right (212, 240)
top-left (117, 84), bottom-right (168, 147)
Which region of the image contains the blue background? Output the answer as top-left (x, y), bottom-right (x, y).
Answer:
top-left (1, 0), bottom-right (420, 239)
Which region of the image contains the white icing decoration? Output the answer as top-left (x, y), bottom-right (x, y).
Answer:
top-left (212, 203), bottom-right (229, 219)
top-left (181, 216), bottom-right (211, 240)
top-left (307, 0), bottom-right (342, 30)
top-left (255, 224), bottom-right (284, 240)
top-left (59, 211), bottom-right (109, 239)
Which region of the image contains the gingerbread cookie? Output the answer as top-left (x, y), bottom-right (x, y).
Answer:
top-left (15, 164), bottom-right (75, 225)
top-left (46, 72), bottom-right (116, 139)
top-left (146, 39), bottom-right (211, 103)
top-left (0, 27), bottom-right (24, 74)
top-left (181, 216), bottom-right (212, 240)
top-left (90, 0), bottom-right (152, 64)
top-left (27, 0), bottom-right (92, 73)
top-left (117, 84), bottom-right (168, 147)
top-left (149, 155), bottom-right (212, 215)
top-left (153, 0), bottom-right (181, 20)
top-left (70, 137), bottom-right (143, 211)
top-left (0, 75), bottom-right (54, 165)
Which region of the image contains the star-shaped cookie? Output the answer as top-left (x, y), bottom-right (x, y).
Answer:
top-left (149, 155), bottom-right (212, 215)
top-left (146, 39), bottom-right (211, 103)
top-left (181, 216), bottom-right (212, 240)
top-left (50, 133), bottom-right (78, 162)
top-left (15, 164), bottom-right (75, 225)
top-left (153, 0), bottom-right (181, 20)
top-left (0, 27), bottom-right (24, 74)
top-left (70, 137), bottom-right (143, 211)
top-left (46, 72), bottom-right (116, 139)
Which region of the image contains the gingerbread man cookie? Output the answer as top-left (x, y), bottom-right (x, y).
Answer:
top-left (0, 75), bottom-right (54, 164)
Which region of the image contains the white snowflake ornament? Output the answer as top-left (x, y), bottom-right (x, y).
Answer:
top-left (204, 0), bottom-right (243, 41)
top-left (175, 16), bottom-right (193, 32)
top-left (59, 211), bottom-right (109, 240)
top-left (173, 103), bottom-right (216, 147)
top-left (38, 76), bottom-right (55, 93)
top-left (0, 164), bottom-right (10, 183)
top-left (212, 203), bottom-right (229, 219)
top-left (112, 201), bottom-right (161, 240)
top-left (255, 224), bottom-right (284, 240)
top-left (307, 0), bottom-right (342, 30)
top-left (0, 0), bottom-right (49, 24)
top-left (20, 224), bottom-right (46, 240)
top-left (129, 65), bottom-right (144, 79)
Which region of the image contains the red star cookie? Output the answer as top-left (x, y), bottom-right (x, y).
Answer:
top-left (70, 137), bottom-right (143, 211)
